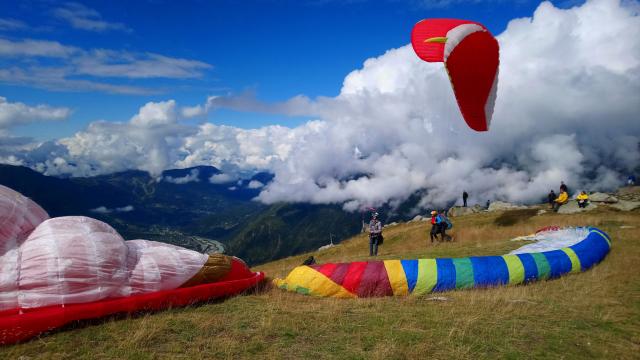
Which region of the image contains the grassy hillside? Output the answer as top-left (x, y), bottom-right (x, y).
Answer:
top-left (2, 207), bottom-right (639, 359)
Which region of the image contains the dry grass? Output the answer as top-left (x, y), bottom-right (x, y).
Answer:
top-left (2, 208), bottom-right (639, 359)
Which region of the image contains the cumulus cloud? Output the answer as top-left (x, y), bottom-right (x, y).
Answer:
top-left (209, 173), bottom-right (236, 184)
top-left (163, 169), bottom-right (200, 184)
top-left (53, 2), bottom-right (131, 32)
top-left (247, 180), bottom-right (264, 189)
top-left (0, 96), bottom-right (71, 129)
top-left (4, 0), bottom-right (639, 212)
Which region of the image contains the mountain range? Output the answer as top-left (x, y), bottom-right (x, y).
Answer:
top-left (0, 164), bottom-right (362, 265)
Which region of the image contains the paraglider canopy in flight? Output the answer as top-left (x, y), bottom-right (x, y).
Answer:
top-left (411, 19), bottom-right (499, 132)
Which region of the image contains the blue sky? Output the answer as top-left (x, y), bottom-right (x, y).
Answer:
top-left (1, 0), bottom-right (579, 139)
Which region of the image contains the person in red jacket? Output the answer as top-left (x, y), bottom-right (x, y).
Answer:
top-left (430, 210), bottom-right (440, 243)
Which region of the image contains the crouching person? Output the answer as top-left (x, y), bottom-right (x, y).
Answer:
top-left (577, 191), bottom-right (589, 208)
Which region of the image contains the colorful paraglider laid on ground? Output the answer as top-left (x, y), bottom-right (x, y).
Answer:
top-left (0, 185), bottom-right (264, 345)
top-left (274, 227), bottom-right (611, 298)
top-left (411, 19), bottom-right (499, 132)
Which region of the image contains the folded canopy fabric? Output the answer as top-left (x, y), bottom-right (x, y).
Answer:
top-left (274, 227), bottom-right (611, 298)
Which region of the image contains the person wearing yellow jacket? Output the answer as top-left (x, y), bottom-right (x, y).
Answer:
top-left (553, 190), bottom-right (569, 212)
top-left (577, 191), bottom-right (589, 208)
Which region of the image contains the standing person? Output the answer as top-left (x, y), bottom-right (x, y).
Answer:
top-left (369, 212), bottom-right (382, 256)
top-left (629, 175), bottom-right (637, 186)
top-left (462, 191), bottom-right (469, 207)
top-left (429, 211), bottom-right (440, 243)
top-left (547, 190), bottom-right (557, 209)
top-left (486, 199), bottom-right (491, 210)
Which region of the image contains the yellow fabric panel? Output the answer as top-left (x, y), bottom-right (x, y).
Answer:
top-left (383, 260), bottom-right (409, 296)
top-left (502, 255), bottom-right (525, 285)
top-left (413, 259), bottom-right (437, 295)
top-left (272, 266), bottom-right (356, 298)
top-left (561, 248), bottom-right (581, 273)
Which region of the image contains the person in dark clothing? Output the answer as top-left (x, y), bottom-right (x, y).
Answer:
top-left (547, 190), bottom-right (556, 209)
top-left (369, 212), bottom-right (382, 256)
top-left (560, 181), bottom-right (568, 194)
top-left (462, 191), bottom-right (469, 207)
top-left (429, 211), bottom-right (440, 243)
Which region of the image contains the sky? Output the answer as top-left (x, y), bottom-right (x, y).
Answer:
top-left (3, 0), bottom-right (558, 138)
top-left (1, 0), bottom-right (639, 212)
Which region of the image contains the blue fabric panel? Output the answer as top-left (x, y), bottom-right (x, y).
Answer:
top-left (434, 258), bottom-right (456, 292)
top-left (570, 230), bottom-right (611, 270)
top-left (516, 253), bottom-right (539, 282)
top-left (542, 250), bottom-right (573, 278)
top-left (469, 256), bottom-right (509, 287)
top-left (401, 259), bottom-right (419, 293)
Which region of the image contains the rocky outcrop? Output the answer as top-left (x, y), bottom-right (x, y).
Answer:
top-left (448, 205), bottom-right (483, 217)
top-left (588, 192), bottom-right (618, 203)
top-left (488, 201), bottom-right (527, 212)
top-left (557, 200), bottom-right (598, 214)
top-left (609, 200), bottom-right (640, 212)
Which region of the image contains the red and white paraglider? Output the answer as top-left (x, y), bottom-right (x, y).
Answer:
top-left (411, 19), bottom-right (499, 131)
top-left (0, 185), bottom-right (263, 344)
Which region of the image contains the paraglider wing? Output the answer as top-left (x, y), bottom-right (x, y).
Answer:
top-left (411, 19), bottom-right (499, 132)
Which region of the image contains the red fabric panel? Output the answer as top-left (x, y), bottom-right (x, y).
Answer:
top-left (411, 19), bottom-right (484, 63)
top-left (327, 263), bottom-right (351, 285)
top-left (312, 263), bottom-right (338, 279)
top-left (0, 271), bottom-right (264, 345)
top-left (341, 262), bottom-right (368, 294)
top-left (445, 31), bottom-right (499, 131)
top-left (356, 261), bottom-right (393, 297)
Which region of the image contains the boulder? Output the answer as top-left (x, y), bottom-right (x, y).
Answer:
top-left (488, 201), bottom-right (527, 212)
top-left (448, 204), bottom-right (483, 217)
top-left (557, 200), bottom-right (598, 214)
top-left (384, 222), bottom-right (398, 228)
top-left (609, 200), bottom-right (640, 212)
top-left (588, 192), bottom-right (618, 203)
top-left (410, 215), bottom-right (424, 222)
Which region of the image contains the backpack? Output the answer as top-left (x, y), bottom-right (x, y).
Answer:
top-left (377, 233), bottom-right (384, 245)
top-left (446, 218), bottom-right (453, 230)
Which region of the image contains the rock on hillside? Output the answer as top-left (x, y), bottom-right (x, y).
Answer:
top-left (557, 200), bottom-right (598, 214)
top-left (448, 205), bottom-right (483, 217)
top-left (610, 200), bottom-right (640, 211)
top-left (488, 201), bottom-right (528, 212)
top-left (589, 192), bottom-right (619, 203)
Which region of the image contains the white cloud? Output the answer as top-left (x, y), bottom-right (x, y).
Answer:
top-left (0, 38), bottom-right (211, 94)
top-left (247, 180), bottom-right (264, 189)
top-left (163, 169), bottom-right (200, 184)
top-left (0, 96), bottom-right (71, 129)
top-left (0, 18), bottom-right (27, 31)
top-left (3, 0), bottom-right (639, 212)
top-left (53, 2), bottom-right (131, 32)
top-left (209, 173), bottom-right (236, 184)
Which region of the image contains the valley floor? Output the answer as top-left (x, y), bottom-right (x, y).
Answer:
top-left (2, 208), bottom-right (639, 359)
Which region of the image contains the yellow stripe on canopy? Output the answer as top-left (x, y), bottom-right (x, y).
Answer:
top-left (425, 36), bottom-right (448, 43)
top-left (413, 259), bottom-right (437, 295)
top-left (502, 255), bottom-right (525, 285)
top-left (384, 260), bottom-right (409, 296)
top-left (561, 248), bottom-right (581, 273)
top-left (273, 266), bottom-right (356, 298)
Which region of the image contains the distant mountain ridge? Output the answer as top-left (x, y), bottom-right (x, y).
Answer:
top-left (0, 164), bottom-right (360, 265)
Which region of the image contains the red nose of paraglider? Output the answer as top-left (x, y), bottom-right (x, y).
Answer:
top-left (411, 19), bottom-right (499, 132)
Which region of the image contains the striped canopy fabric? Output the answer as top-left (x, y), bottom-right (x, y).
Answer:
top-left (274, 227), bottom-right (611, 298)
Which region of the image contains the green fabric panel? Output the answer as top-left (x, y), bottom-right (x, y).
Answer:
top-left (413, 259), bottom-right (437, 295)
top-left (452, 258), bottom-right (475, 289)
top-left (531, 252), bottom-right (550, 280)
top-left (502, 255), bottom-right (525, 284)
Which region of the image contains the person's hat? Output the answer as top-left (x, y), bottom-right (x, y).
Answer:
top-left (373, 212), bottom-right (378, 217)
